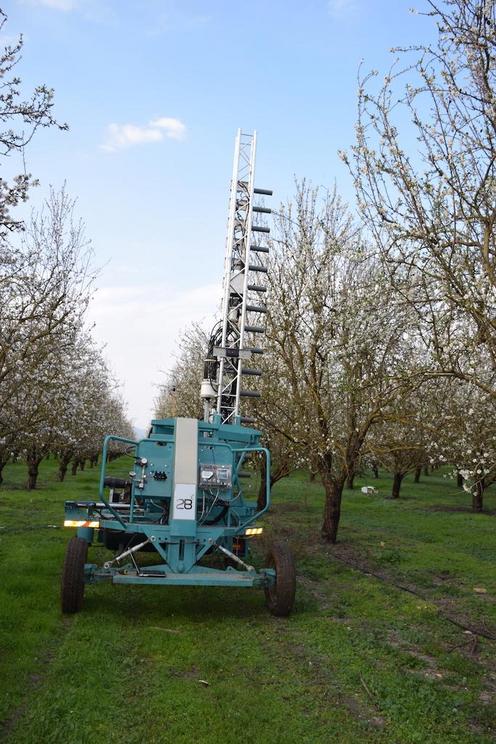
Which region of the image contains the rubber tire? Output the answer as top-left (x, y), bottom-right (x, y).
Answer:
top-left (264, 542), bottom-right (296, 617)
top-left (61, 536), bottom-right (88, 614)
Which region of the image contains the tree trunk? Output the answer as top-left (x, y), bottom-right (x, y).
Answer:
top-left (0, 458), bottom-right (7, 485)
top-left (257, 456), bottom-right (268, 511)
top-left (321, 477), bottom-right (344, 544)
top-left (0, 444), bottom-right (12, 484)
top-left (0, 448), bottom-right (10, 486)
top-left (78, 458), bottom-right (85, 471)
top-left (371, 463), bottom-right (379, 479)
top-left (423, 465), bottom-right (429, 476)
top-left (346, 468), bottom-right (355, 490)
top-left (58, 452), bottom-right (72, 482)
top-left (414, 466), bottom-right (421, 484)
top-left (472, 480), bottom-right (484, 512)
top-left (391, 471), bottom-right (404, 499)
top-left (71, 459), bottom-right (78, 476)
top-left (58, 461), bottom-right (68, 482)
top-left (456, 472), bottom-right (463, 488)
top-left (309, 471), bottom-right (316, 482)
top-left (26, 451), bottom-right (43, 490)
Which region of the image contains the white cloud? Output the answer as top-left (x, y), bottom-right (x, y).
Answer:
top-left (25, 0), bottom-right (77, 10)
top-left (101, 117), bottom-right (186, 152)
top-left (150, 117), bottom-right (186, 140)
top-left (328, 0), bottom-right (358, 17)
top-left (87, 282), bottom-right (219, 427)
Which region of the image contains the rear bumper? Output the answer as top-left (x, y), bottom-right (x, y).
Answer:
top-left (85, 563), bottom-right (274, 588)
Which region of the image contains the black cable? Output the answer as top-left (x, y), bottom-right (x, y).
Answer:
top-left (204, 502), bottom-right (229, 525)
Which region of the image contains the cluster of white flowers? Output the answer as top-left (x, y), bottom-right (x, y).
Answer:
top-left (0, 188), bottom-right (133, 487)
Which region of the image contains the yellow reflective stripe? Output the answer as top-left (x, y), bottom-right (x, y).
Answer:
top-left (63, 520), bottom-right (100, 528)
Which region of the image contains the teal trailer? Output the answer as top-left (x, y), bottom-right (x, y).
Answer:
top-left (62, 416), bottom-right (295, 616)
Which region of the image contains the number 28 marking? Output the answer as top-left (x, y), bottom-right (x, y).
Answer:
top-left (176, 498), bottom-right (193, 510)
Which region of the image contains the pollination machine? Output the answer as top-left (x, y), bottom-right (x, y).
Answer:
top-left (61, 130), bottom-right (296, 616)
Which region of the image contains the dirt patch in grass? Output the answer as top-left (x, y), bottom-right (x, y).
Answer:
top-left (387, 630), bottom-right (448, 680)
top-left (297, 573), bottom-right (334, 610)
top-left (170, 664), bottom-right (201, 680)
top-left (259, 625), bottom-right (386, 732)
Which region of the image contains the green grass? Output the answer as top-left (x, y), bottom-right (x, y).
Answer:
top-left (1, 460), bottom-right (495, 743)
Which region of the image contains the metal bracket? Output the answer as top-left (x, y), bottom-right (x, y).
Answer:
top-left (103, 537), bottom-right (151, 569)
top-left (216, 543), bottom-right (255, 572)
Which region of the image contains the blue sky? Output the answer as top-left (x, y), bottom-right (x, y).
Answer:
top-left (6, 0), bottom-right (435, 428)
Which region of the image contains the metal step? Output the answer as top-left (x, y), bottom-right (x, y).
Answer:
top-left (254, 188), bottom-right (273, 196)
top-left (213, 346), bottom-right (251, 359)
top-left (246, 304), bottom-right (267, 313)
top-left (241, 368), bottom-right (262, 376)
top-left (251, 225), bottom-right (270, 233)
top-left (244, 325), bottom-right (265, 333)
top-left (252, 206), bottom-right (272, 214)
top-left (249, 264), bottom-right (268, 273)
top-left (250, 244), bottom-right (269, 253)
top-left (247, 284), bottom-right (267, 292)
top-left (244, 347), bottom-right (264, 354)
top-left (240, 390), bottom-right (261, 398)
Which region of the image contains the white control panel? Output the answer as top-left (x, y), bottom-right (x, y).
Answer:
top-left (199, 464), bottom-right (232, 489)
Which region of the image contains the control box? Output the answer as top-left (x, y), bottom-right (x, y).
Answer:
top-left (199, 464), bottom-right (232, 489)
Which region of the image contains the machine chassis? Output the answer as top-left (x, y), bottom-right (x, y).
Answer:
top-left (62, 417), bottom-right (295, 616)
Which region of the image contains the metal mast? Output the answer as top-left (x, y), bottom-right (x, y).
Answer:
top-left (201, 129), bottom-right (272, 425)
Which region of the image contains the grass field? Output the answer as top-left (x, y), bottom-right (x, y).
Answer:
top-left (1, 458), bottom-right (495, 743)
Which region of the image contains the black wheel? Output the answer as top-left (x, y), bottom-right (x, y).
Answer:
top-left (61, 536), bottom-right (88, 614)
top-left (264, 542), bottom-right (296, 617)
